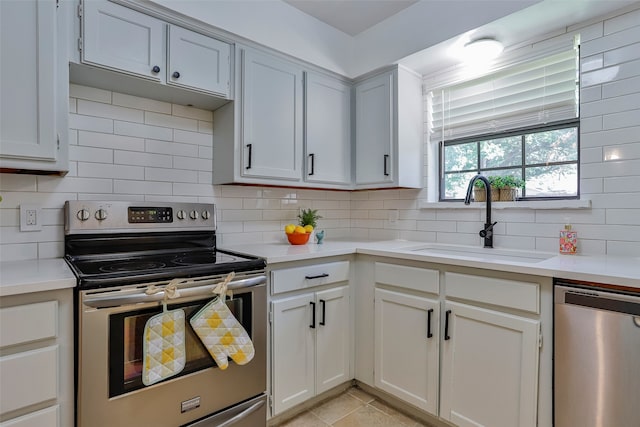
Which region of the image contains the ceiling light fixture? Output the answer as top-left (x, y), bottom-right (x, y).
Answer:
top-left (463, 38), bottom-right (503, 62)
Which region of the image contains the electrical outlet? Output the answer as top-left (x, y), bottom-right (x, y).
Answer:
top-left (388, 209), bottom-right (399, 224)
top-left (20, 204), bottom-right (42, 232)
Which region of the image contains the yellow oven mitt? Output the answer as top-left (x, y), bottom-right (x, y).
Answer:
top-left (142, 283), bottom-right (186, 386)
top-left (190, 273), bottom-right (255, 370)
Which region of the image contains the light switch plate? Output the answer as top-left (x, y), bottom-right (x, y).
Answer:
top-left (20, 204), bottom-right (42, 232)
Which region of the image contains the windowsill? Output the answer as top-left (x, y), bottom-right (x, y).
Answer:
top-left (419, 199), bottom-right (591, 210)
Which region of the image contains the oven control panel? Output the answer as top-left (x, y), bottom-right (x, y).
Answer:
top-left (64, 201), bottom-right (216, 234)
top-left (128, 207), bottom-right (173, 223)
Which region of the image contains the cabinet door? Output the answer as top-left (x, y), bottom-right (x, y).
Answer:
top-left (167, 26), bottom-right (231, 97)
top-left (82, 1), bottom-right (165, 81)
top-left (241, 50), bottom-right (303, 181)
top-left (315, 286), bottom-right (350, 394)
top-left (440, 301), bottom-right (540, 427)
top-left (355, 72), bottom-right (393, 185)
top-left (271, 294), bottom-right (315, 415)
top-left (0, 0), bottom-right (58, 162)
top-left (305, 73), bottom-right (351, 185)
top-left (374, 288), bottom-right (439, 414)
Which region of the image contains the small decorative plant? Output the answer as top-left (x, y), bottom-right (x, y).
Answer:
top-left (473, 176), bottom-right (501, 202)
top-left (499, 176), bottom-right (525, 201)
top-left (297, 208), bottom-right (322, 229)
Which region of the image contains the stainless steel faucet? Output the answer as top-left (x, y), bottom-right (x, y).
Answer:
top-left (464, 174), bottom-right (497, 248)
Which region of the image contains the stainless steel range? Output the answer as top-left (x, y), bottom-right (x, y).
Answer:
top-left (64, 201), bottom-right (267, 427)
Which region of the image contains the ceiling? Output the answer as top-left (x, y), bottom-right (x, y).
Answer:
top-left (283, 0), bottom-right (419, 36)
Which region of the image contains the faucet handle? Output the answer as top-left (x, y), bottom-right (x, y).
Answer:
top-left (479, 222), bottom-right (498, 238)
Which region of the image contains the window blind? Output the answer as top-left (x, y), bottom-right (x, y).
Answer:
top-left (429, 48), bottom-right (579, 142)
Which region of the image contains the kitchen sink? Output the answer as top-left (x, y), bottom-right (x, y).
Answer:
top-left (407, 244), bottom-right (555, 264)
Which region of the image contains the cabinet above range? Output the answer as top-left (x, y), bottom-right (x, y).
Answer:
top-left (68, 0), bottom-right (233, 110)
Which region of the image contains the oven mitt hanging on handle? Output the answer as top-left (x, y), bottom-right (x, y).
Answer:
top-left (142, 281), bottom-right (186, 386)
top-left (190, 272), bottom-right (255, 370)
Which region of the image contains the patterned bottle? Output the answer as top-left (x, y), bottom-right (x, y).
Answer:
top-left (559, 224), bottom-right (577, 254)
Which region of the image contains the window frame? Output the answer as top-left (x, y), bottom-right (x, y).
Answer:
top-left (438, 119), bottom-right (581, 202)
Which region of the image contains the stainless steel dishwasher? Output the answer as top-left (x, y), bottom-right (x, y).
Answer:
top-left (554, 279), bottom-right (640, 427)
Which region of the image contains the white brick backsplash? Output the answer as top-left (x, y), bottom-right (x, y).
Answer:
top-left (79, 193), bottom-right (142, 201)
top-left (580, 177), bottom-right (604, 194)
top-left (436, 232), bottom-right (479, 246)
top-left (69, 113), bottom-right (114, 133)
top-left (221, 210), bottom-right (262, 221)
top-left (603, 75), bottom-right (640, 98)
top-left (69, 145), bottom-right (113, 163)
top-left (199, 171), bottom-right (213, 183)
top-left (174, 129), bottom-right (213, 146)
top-left (219, 186), bottom-right (263, 198)
top-left (69, 84), bottom-right (112, 103)
top-left (581, 93), bottom-right (640, 118)
top-left (243, 221), bottom-right (281, 232)
top-left (581, 24), bottom-right (640, 56)
top-left (0, 174), bottom-right (37, 191)
top-left (435, 209), bottom-right (480, 221)
top-left (590, 191), bottom-right (640, 208)
top-left (243, 198), bottom-right (281, 210)
top-left (216, 221), bottom-right (244, 233)
top-left (145, 167), bottom-right (198, 183)
top-left (603, 109), bottom-right (640, 129)
top-left (580, 116), bottom-right (603, 133)
top-left (172, 183), bottom-right (216, 197)
top-left (581, 126), bottom-right (640, 148)
top-left (606, 208), bottom-right (640, 225)
top-left (535, 209), bottom-right (606, 224)
top-left (604, 7), bottom-right (640, 35)
top-left (213, 197), bottom-right (244, 210)
top-left (0, 209), bottom-right (19, 227)
top-left (578, 224), bottom-right (640, 241)
top-left (493, 235), bottom-right (536, 251)
top-left (112, 92), bottom-right (172, 114)
top-left (78, 131), bottom-right (145, 152)
top-left (172, 156), bottom-right (211, 171)
top-left (198, 146), bottom-right (213, 159)
top-left (0, 225), bottom-right (62, 244)
top-left (417, 220), bottom-right (456, 232)
top-left (113, 180), bottom-right (172, 195)
top-left (0, 192), bottom-right (75, 209)
top-left (581, 55), bottom-right (603, 72)
top-left (581, 147), bottom-right (603, 163)
top-left (198, 120), bottom-right (213, 134)
top-left (582, 159), bottom-right (640, 178)
top-left (607, 240), bottom-right (640, 256)
top-left (145, 139), bottom-right (199, 157)
top-left (603, 142), bottom-right (640, 161)
top-left (115, 121), bottom-right (173, 141)
top-left (351, 200), bottom-right (384, 210)
top-left (604, 42), bottom-right (640, 67)
top-left (69, 97), bottom-right (77, 113)
top-left (69, 129), bottom-right (78, 146)
top-left (38, 242), bottom-right (64, 259)
top-left (580, 86), bottom-right (602, 103)
top-left (172, 104), bottom-right (213, 121)
top-left (37, 176), bottom-right (113, 194)
top-left (145, 111), bottom-right (198, 131)
top-left (114, 150), bottom-right (172, 168)
top-left (78, 163), bottom-right (144, 180)
top-left (0, 243), bottom-right (38, 262)
top-left (77, 100), bottom-right (144, 123)
top-left (144, 195), bottom-right (198, 203)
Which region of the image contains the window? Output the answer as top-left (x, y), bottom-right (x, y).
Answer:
top-left (429, 41), bottom-right (580, 201)
top-left (441, 122), bottom-right (579, 200)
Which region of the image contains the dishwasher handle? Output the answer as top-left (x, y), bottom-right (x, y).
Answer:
top-left (555, 285), bottom-right (640, 317)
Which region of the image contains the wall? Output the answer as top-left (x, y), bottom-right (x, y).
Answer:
top-left (0, 85), bottom-right (351, 262)
top-left (1, 6), bottom-right (639, 261)
top-left (352, 5), bottom-right (640, 257)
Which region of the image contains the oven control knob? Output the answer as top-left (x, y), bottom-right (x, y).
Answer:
top-left (189, 210), bottom-right (199, 220)
top-left (77, 209), bottom-right (90, 221)
top-left (95, 209), bottom-right (108, 221)
top-left (202, 210), bottom-right (211, 220)
top-left (176, 210), bottom-right (186, 220)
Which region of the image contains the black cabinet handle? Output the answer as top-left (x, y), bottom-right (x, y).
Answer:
top-left (152, 65), bottom-right (161, 73)
top-left (383, 154), bottom-right (390, 176)
top-left (444, 310), bottom-right (452, 340)
top-left (310, 301), bottom-right (316, 328)
top-left (172, 71), bottom-right (181, 79)
top-left (427, 308), bottom-right (434, 339)
top-left (305, 273), bottom-right (329, 280)
top-left (245, 144), bottom-right (252, 169)
top-left (319, 299), bottom-right (326, 326)
top-left (308, 153), bottom-right (315, 176)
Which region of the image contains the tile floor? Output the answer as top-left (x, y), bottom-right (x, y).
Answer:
top-left (276, 387), bottom-right (429, 427)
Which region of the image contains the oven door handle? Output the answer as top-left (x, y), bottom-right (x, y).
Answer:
top-left (216, 398), bottom-right (265, 427)
top-left (83, 275), bottom-right (267, 308)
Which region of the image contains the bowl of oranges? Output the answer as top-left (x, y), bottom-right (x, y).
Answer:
top-left (284, 224), bottom-right (313, 245)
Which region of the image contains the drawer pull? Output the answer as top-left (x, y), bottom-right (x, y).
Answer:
top-left (427, 308), bottom-right (434, 339)
top-left (310, 301), bottom-right (316, 329)
top-left (444, 310), bottom-right (452, 341)
top-left (319, 299), bottom-right (326, 326)
top-left (305, 273), bottom-right (329, 280)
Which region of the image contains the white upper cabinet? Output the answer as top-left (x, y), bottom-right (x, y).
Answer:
top-left (304, 72), bottom-right (351, 186)
top-left (82, 1), bottom-right (165, 82)
top-left (236, 48), bottom-right (304, 182)
top-left (81, 1), bottom-right (231, 98)
top-left (355, 66), bottom-right (422, 189)
top-left (167, 25), bottom-right (230, 97)
top-left (0, 0), bottom-right (68, 172)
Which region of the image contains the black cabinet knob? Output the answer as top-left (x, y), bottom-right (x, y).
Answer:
top-left (172, 71), bottom-right (180, 79)
top-left (152, 65), bottom-right (160, 73)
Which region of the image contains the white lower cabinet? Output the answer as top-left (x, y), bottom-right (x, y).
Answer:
top-left (271, 285), bottom-right (350, 415)
top-left (374, 288), bottom-right (439, 413)
top-left (440, 301), bottom-right (540, 427)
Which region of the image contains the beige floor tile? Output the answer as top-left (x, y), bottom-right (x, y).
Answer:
top-left (332, 405), bottom-right (399, 427)
top-left (279, 411), bottom-right (330, 427)
top-left (311, 393), bottom-right (366, 424)
top-left (346, 387), bottom-right (375, 404)
top-left (369, 400), bottom-right (420, 426)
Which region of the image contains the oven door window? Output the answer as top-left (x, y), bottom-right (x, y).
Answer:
top-left (108, 294), bottom-right (252, 397)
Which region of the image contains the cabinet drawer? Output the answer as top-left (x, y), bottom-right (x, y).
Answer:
top-left (271, 261), bottom-right (349, 294)
top-left (0, 346), bottom-right (58, 414)
top-left (0, 405), bottom-right (59, 427)
top-left (375, 262), bottom-right (439, 294)
top-left (445, 272), bottom-right (539, 314)
top-left (0, 301), bottom-right (57, 349)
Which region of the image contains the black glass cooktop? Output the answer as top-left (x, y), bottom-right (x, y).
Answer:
top-left (65, 249), bottom-right (265, 289)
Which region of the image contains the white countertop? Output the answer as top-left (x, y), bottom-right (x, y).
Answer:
top-left (2, 240), bottom-right (638, 296)
top-left (0, 258), bottom-right (76, 297)
top-left (226, 239), bottom-right (640, 289)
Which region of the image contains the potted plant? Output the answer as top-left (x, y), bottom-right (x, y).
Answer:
top-left (473, 176), bottom-right (501, 202)
top-left (499, 176), bottom-right (525, 201)
top-left (297, 208), bottom-right (322, 229)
